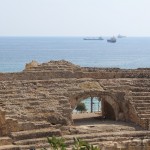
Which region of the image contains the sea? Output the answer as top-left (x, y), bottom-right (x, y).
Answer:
top-left (1, 36), bottom-right (150, 112)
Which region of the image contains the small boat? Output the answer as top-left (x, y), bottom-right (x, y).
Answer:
top-left (117, 34), bottom-right (126, 38)
top-left (107, 37), bottom-right (116, 43)
top-left (83, 37), bottom-right (104, 40)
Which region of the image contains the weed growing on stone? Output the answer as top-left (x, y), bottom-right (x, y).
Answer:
top-left (41, 136), bottom-right (100, 150)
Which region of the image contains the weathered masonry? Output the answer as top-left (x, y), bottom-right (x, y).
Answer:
top-left (0, 60), bottom-right (150, 149)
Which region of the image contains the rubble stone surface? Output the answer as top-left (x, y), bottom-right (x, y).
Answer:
top-left (0, 60), bottom-right (149, 149)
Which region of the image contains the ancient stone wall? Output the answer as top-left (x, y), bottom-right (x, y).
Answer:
top-left (0, 60), bottom-right (150, 81)
top-left (0, 61), bottom-right (150, 130)
top-left (0, 60), bottom-right (150, 149)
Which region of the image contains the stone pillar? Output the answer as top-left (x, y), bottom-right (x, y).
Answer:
top-left (90, 97), bottom-right (93, 113)
top-left (0, 110), bottom-right (6, 136)
top-left (101, 98), bottom-right (105, 117)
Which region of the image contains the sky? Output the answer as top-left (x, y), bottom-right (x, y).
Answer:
top-left (0, 0), bottom-right (150, 36)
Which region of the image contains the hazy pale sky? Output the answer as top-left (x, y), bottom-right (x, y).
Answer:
top-left (0, 0), bottom-right (150, 36)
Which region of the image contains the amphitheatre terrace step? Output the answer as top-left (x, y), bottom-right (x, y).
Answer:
top-left (104, 85), bottom-right (130, 90)
top-left (131, 100), bottom-right (150, 103)
top-left (0, 90), bottom-right (20, 95)
top-left (138, 110), bottom-right (150, 114)
top-left (131, 92), bottom-right (150, 96)
top-left (11, 128), bottom-right (61, 141)
top-left (0, 94), bottom-right (25, 98)
top-left (138, 114), bottom-right (150, 118)
top-left (30, 65), bottom-right (74, 69)
top-left (30, 67), bottom-right (74, 71)
top-left (63, 130), bottom-right (150, 140)
top-left (0, 137), bottom-right (12, 146)
top-left (130, 81), bottom-right (150, 87)
top-left (14, 137), bottom-right (48, 146)
top-left (3, 99), bottom-right (62, 107)
top-left (6, 112), bottom-right (62, 122)
top-left (130, 87), bottom-right (150, 92)
top-left (131, 96), bottom-right (150, 100)
top-left (136, 106), bottom-right (150, 110)
top-left (18, 143), bottom-right (50, 150)
top-left (13, 130), bottom-right (150, 149)
top-left (18, 121), bottom-right (52, 130)
top-left (0, 145), bottom-right (19, 150)
top-left (63, 130), bottom-right (150, 148)
top-left (133, 103), bottom-right (150, 107)
top-left (14, 137), bottom-right (116, 149)
top-left (7, 97), bottom-right (66, 102)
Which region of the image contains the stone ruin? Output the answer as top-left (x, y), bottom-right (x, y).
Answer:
top-left (0, 60), bottom-right (150, 149)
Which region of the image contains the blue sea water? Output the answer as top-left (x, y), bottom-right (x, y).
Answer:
top-left (73, 97), bottom-right (101, 113)
top-left (82, 97), bottom-right (101, 112)
top-left (0, 36), bottom-right (150, 72)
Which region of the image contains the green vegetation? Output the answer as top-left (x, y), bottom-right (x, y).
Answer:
top-left (75, 102), bottom-right (87, 112)
top-left (46, 136), bottom-right (66, 150)
top-left (72, 137), bottom-right (99, 150)
top-left (42, 136), bottom-right (100, 150)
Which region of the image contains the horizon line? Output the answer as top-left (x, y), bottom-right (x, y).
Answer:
top-left (0, 35), bottom-right (150, 38)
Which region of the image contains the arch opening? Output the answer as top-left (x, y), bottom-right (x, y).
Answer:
top-left (102, 100), bottom-right (116, 120)
top-left (71, 93), bottom-right (118, 126)
top-left (73, 97), bottom-right (101, 113)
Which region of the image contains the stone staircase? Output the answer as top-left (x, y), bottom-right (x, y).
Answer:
top-left (0, 79), bottom-right (73, 124)
top-left (4, 130), bottom-right (150, 150)
top-left (0, 137), bottom-right (19, 150)
top-left (0, 74), bottom-right (92, 149)
top-left (11, 127), bottom-right (61, 149)
top-left (0, 127), bottom-right (61, 150)
top-left (0, 79), bottom-right (74, 149)
top-left (126, 80), bottom-right (150, 129)
top-left (63, 131), bottom-right (150, 149)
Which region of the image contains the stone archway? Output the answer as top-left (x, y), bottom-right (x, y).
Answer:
top-left (70, 91), bottom-right (122, 122)
top-left (100, 94), bottom-right (121, 121)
